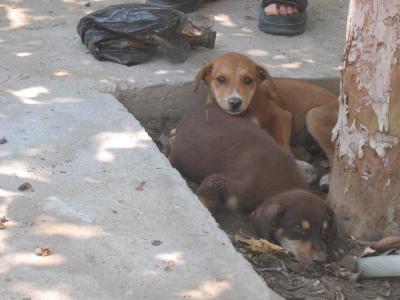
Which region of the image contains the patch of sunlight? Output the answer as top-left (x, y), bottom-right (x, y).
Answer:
top-left (214, 14), bottom-right (236, 28)
top-left (155, 251), bottom-right (185, 266)
top-left (54, 70), bottom-right (70, 77)
top-left (240, 27), bottom-right (253, 33)
top-left (53, 97), bottom-right (83, 104)
top-left (0, 252), bottom-right (66, 273)
top-left (142, 270), bottom-right (161, 276)
top-left (8, 86), bottom-right (50, 105)
top-left (231, 33), bottom-right (251, 37)
top-left (10, 281), bottom-right (72, 300)
top-left (0, 160), bottom-right (48, 182)
top-left (302, 58), bottom-right (315, 63)
top-left (246, 49), bottom-right (270, 57)
top-left (94, 130), bottom-right (149, 163)
top-left (20, 148), bottom-right (42, 157)
top-left (279, 61), bottom-right (303, 69)
top-left (0, 230), bottom-right (11, 253)
top-left (1, 5), bottom-right (30, 29)
top-left (16, 52), bottom-right (33, 57)
top-left (35, 221), bottom-right (107, 240)
top-left (154, 69), bottom-right (186, 75)
top-left (272, 54), bottom-right (287, 60)
top-left (0, 188), bottom-right (19, 221)
top-left (179, 278), bottom-right (231, 300)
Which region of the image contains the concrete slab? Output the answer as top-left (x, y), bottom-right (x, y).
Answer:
top-left (0, 0), bottom-right (349, 299)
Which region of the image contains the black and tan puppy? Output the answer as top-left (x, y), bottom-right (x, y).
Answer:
top-left (169, 102), bottom-right (335, 263)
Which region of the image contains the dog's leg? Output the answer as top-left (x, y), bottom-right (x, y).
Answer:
top-left (306, 105), bottom-right (338, 166)
top-left (270, 107), bottom-right (293, 152)
top-left (196, 173), bottom-right (233, 214)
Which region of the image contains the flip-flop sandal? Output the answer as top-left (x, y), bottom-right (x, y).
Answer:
top-left (259, 0), bottom-right (308, 35)
top-left (145, 0), bottom-right (203, 13)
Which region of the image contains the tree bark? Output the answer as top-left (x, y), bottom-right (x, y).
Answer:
top-left (329, 1), bottom-right (400, 240)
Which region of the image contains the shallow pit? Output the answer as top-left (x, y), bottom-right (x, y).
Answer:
top-left (114, 79), bottom-right (400, 300)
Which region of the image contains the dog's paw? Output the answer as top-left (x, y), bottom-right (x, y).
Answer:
top-left (319, 173), bottom-right (330, 192)
top-left (296, 160), bottom-right (318, 184)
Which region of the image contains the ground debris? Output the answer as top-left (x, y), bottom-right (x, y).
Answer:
top-left (135, 181), bottom-right (146, 191)
top-left (151, 240), bottom-right (162, 246)
top-left (0, 223), bottom-right (5, 230)
top-left (18, 182), bottom-right (33, 191)
top-left (0, 137), bottom-right (7, 145)
top-left (34, 247), bottom-right (51, 256)
top-left (334, 286), bottom-right (345, 300)
top-left (234, 234), bottom-right (288, 255)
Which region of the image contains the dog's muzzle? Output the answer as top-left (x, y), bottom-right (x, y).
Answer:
top-left (227, 96), bottom-right (243, 114)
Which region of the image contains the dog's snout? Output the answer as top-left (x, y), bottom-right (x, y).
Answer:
top-left (228, 97), bottom-right (242, 111)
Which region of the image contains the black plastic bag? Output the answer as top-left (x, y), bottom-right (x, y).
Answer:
top-left (77, 4), bottom-right (216, 66)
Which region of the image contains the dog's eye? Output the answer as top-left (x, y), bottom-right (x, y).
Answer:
top-left (243, 77), bottom-right (253, 85)
top-left (291, 224), bottom-right (305, 233)
top-left (217, 75), bottom-right (226, 84)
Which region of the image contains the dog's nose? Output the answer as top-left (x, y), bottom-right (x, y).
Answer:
top-left (228, 97), bottom-right (242, 111)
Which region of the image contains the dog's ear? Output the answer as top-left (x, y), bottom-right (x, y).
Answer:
top-left (256, 64), bottom-right (271, 81)
top-left (193, 62), bottom-right (213, 93)
top-left (251, 203), bottom-right (285, 241)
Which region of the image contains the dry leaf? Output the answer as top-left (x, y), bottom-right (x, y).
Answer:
top-left (0, 222), bottom-right (5, 230)
top-left (151, 240), bottom-right (162, 246)
top-left (135, 181), bottom-right (146, 191)
top-left (235, 234), bottom-right (288, 254)
top-left (18, 182), bottom-right (32, 191)
top-left (164, 266), bottom-right (173, 272)
top-left (360, 246), bottom-right (376, 258)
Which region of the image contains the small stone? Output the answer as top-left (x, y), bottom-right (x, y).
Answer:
top-left (313, 280), bottom-right (321, 287)
top-left (151, 240), bottom-right (162, 246)
top-left (0, 137), bottom-right (7, 145)
top-left (85, 2), bottom-right (91, 7)
top-left (18, 182), bottom-right (32, 191)
top-left (319, 174), bottom-right (331, 193)
top-left (35, 247), bottom-right (50, 256)
top-left (164, 266), bottom-right (172, 272)
top-left (135, 181), bottom-right (146, 191)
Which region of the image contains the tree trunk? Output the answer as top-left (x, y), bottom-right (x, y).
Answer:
top-left (329, 1), bottom-right (400, 240)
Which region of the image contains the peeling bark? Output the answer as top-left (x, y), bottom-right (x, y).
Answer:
top-left (329, 0), bottom-right (400, 240)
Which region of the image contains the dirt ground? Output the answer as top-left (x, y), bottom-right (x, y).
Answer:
top-left (151, 127), bottom-right (400, 300)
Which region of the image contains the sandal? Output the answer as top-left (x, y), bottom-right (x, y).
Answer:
top-left (259, 0), bottom-right (308, 35)
top-left (145, 0), bottom-right (203, 13)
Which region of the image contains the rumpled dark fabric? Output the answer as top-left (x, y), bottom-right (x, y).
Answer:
top-left (77, 4), bottom-right (215, 66)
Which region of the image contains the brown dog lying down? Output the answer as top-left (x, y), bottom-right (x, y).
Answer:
top-left (194, 52), bottom-right (338, 165)
top-left (169, 102), bottom-right (335, 263)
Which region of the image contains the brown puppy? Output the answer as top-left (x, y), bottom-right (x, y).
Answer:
top-left (169, 102), bottom-right (334, 263)
top-left (194, 52), bottom-right (338, 164)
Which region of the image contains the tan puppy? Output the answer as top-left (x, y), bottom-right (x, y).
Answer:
top-left (194, 52), bottom-right (338, 164)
